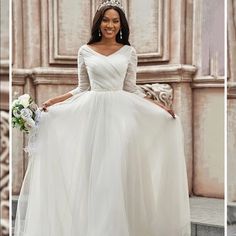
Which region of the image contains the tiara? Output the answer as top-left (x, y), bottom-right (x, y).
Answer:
top-left (97, 0), bottom-right (125, 13)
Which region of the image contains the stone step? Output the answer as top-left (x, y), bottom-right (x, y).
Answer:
top-left (228, 224), bottom-right (236, 236)
top-left (12, 196), bottom-right (225, 235)
top-left (228, 202), bottom-right (236, 224)
top-left (228, 202), bottom-right (236, 235)
top-left (190, 197), bottom-right (224, 236)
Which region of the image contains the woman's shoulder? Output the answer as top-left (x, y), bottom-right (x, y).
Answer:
top-left (78, 44), bottom-right (88, 53)
top-left (125, 45), bottom-right (136, 57)
top-left (128, 45), bottom-right (136, 53)
top-left (118, 44), bottom-right (136, 55)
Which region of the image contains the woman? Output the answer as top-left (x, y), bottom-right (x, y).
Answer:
top-left (14, 1), bottom-right (190, 235)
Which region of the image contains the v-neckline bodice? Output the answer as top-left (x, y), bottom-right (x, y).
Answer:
top-left (85, 44), bottom-right (127, 58)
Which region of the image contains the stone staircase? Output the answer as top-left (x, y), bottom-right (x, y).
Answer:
top-left (228, 202), bottom-right (236, 236)
top-left (190, 197), bottom-right (224, 236)
top-left (228, 225), bottom-right (236, 236)
top-left (12, 196), bottom-right (224, 235)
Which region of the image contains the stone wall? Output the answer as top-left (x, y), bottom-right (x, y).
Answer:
top-left (12, 0), bottom-right (225, 200)
top-left (227, 0), bottom-right (236, 203)
top-left (191, 0), bottom-right (225, 198)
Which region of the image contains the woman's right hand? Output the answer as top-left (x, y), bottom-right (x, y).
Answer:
top-left (42, 99), bottom-right (54, 112)
top-left (41, 93), bottom-right (73, 112)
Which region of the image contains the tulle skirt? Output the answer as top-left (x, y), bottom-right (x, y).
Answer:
top-left (14, 90), bottom-right (190, 236)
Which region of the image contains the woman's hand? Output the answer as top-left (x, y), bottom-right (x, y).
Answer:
top-left (144, 97), bottom-right (176, 119)
top-left (163, 106), bottom-right (176, 119)
top-left (41, 93), bottom-right (73, 112)
top-left (41, 99), bottom-right (54, 112)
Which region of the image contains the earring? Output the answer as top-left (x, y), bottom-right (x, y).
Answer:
top-left (120, 30), bottom-right (122, 39)
top-left (98, 29), bottom-right (101, 37)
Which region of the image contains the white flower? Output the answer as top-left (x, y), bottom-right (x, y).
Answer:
top-left (19, 94), bottom-right (30, 100)
top-left (29, 103), bottom-right (38, 111)
top-left (18, 94), bottom-right (30, 108)
top-left (20, 108), bottom-right (33, 120)
top-left (24, 121), bottom-right (34, 130)
top-left (34, 109), bottom-right (41, 124)
top-left (12, 94), bottom-right (40, 134)
top-left (24, 117), bottom-right (36, 129)
top-left (13, 108), bottom-right (21, 118)
top-left (12, 99), bottom-right (19, 106)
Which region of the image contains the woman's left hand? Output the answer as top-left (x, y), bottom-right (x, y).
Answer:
top-left (145, 97), bottom-right (176, 119)
top-left (163, 106), bottom-right (176, 119)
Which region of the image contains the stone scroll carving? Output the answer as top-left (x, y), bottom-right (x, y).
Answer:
top-left (140, 83), bottom-right (173, 109)
top-left (0, 111), bottom-right (9, 236)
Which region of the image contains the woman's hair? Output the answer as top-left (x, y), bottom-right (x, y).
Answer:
top-left (87, 6), bottom-right (130, 45)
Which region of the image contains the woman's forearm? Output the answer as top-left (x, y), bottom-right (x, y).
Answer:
top-left (49, 93), bottom-right (73, 105)
top-left (42, 92), bottom-right (73, 111)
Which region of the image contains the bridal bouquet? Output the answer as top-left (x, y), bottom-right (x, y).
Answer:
top-left (12, 94), bottom-right (41, 133)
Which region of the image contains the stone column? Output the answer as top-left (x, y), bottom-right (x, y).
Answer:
top-left (191, 0), bottom-right (225, 198)
top-left (227, 0), bottom-right (236, 204)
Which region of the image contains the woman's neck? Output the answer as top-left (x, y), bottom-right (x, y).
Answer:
top-left (99, 38), bottom-right (118, 45)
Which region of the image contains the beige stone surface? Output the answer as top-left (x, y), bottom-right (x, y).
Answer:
top-left (12, 0), bottom-right (225, 200)
top-left (193, 87), bottom-right (224, 198)
top-left (191, 0), bottom-right (225, 198)
top-left (0, 0), bottom-right (9, 61)
top-left (228, 99), bottom-right (236, 202)
top-left (228, 0), bottom-right (236, 83)
top-left (227, 0), bottom-right (236, 203)
top-left (172, 82), bottom-right (193, 192)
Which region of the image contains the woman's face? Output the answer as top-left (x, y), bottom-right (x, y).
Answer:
top-left (100, 9), bottom-right (121, 40)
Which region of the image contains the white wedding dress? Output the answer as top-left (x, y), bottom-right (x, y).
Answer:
top-left (14, 44), bottom-right (190, 236)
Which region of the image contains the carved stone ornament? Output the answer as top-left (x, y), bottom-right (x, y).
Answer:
top-left (0, 111), bottom-right (9, 236)
top-left (140, 83), bottom-right (173, 109)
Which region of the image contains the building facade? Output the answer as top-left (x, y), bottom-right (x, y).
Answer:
top-left (12, 0), bottom-right (225, 218)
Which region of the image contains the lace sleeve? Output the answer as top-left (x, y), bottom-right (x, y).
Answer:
top-left (69, 47), bottom-right (90, 95)
top-left (123, 47), bottom-right (146, 97)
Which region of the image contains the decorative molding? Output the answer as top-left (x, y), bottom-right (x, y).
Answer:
top-left (228, 82), bottom-right (236, 99)
top-left (191, 76), bottom-right (225, 88)
top-left (0, 81), bottom-right (9, 111)
top-left (0, 111), bottom-right (9, 236)
top-left (12, 64), bottom-right (197, 86)
top-left (137, 64), bottom-right (197, 83)
top-left (192, 0), bottom-right (225, 77)
top-left (0, 61), bottom-right (9, 76)
top-left (191, 76), bottom-right (225, 89)
top-left (49, 0), bottom-right (77, 64)
top-left (32, 67), bottom-right (76, 85)
top-left (12, 69), bottom-right (31, 86)
top-left (0, 61), bottom-right (9, 110)
top-left (134, 0), bottom-right (170, 63)
top-left (48, 0), bottom-right (169, 65)
top-left (48, 0), bottom-right (92, 65)
top-left (192, 0), bottom-right (202, 71)
top-left (228, 0), bottom-right (236, 83)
